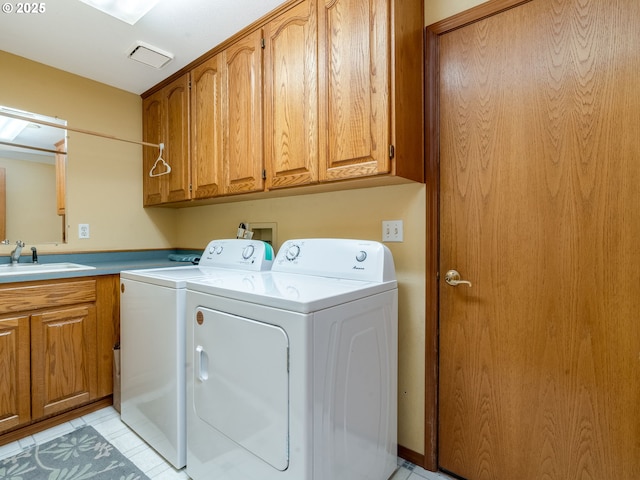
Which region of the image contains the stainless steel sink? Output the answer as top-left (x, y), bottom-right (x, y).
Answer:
top-left (0, 262), bottom-right (96, 277)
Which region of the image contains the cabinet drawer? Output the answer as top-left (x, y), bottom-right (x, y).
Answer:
top-left (0, 280), bottom-right (97, 314)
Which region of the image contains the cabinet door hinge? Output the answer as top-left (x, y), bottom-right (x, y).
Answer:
top-left (261, 38), bottom-right (265, 49)
top-left (389, 145), bottom-right (395, 159)
top-left (262, 169), bottom-right (267, 180)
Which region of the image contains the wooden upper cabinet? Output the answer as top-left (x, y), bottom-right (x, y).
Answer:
top-left (191, 54), bottom-right (224, 199)
top-left (142, 74), bottom-right (191, 206)
top-left (223, 29), bottom-right (265, 195)
top-left (264, 0), bottom-right (319, 190)
top-left (318, 0), bottom-right (390, 181)
top-left (141, 0), bottom-right (423, 205)
top-left (318, 0), bottom-right (424, 182)
top-left (142, 93), bottom-right (163, 205)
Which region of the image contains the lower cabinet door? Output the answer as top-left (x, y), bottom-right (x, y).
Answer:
top-left (31, 304), bottom-right (98, 419)
top-left (0, 314), bottom-right (31, 433)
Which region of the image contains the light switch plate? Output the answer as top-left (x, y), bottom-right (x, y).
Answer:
top-left (382, 220), bottom-right (403, 242)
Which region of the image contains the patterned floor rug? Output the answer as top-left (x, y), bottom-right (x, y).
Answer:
top-left (0, 425), bottom-right (150, 480)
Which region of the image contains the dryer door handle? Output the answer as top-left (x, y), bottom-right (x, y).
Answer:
top-left (196, 345), bottom-right (209, 382)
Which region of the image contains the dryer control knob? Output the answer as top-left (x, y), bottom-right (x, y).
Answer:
top-left (356, 250), bottom-right (367, 262)
top-left (285, 244), bottom-right (300, 261)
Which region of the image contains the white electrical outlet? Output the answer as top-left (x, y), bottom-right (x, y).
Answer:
top-left (79, 224), bottom-right (90, 239)
top-left (382, 220), bottom-right (403, 242)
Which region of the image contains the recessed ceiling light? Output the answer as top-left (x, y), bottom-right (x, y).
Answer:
top-left (0, 107), bottom-right (32, 141)
top-left (79, 0), bottom-right (161, 25)
top-left (0, 116), bottom-right (29, 141)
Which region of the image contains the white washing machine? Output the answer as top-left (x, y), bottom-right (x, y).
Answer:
top-left (119, 239), bottom-right (274, 468)
top-left (185, 238), bottom-right (398, 480)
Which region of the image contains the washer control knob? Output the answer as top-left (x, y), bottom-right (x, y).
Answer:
top-left (285, 244), bottom-right (300, 261)
top-left (356, 250), bottom-right (367, 262)
top-left (242, 245), bottom-right (255, 259)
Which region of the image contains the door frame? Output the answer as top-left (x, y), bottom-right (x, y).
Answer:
top-left (423, 0), bottom-right (533, 471)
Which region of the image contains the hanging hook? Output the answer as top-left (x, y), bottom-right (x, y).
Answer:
top-left (149, 143), bottom-right (171, 177)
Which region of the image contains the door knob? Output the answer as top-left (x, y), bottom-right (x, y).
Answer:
top-left (444, 270), bottom-right (472, 287)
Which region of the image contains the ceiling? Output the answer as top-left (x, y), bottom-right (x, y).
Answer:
top-left (0, 0), bottom-right (289, 95)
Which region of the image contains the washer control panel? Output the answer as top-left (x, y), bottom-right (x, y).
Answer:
top-left (199, 239), bottom-right (274, 271)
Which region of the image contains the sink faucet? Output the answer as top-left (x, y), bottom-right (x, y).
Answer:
top-left (10, 241), bottom-right (25, 264)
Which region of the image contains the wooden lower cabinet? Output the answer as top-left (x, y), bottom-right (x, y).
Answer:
top-left (31, 304), bottom-right (98, 419)
top-left (0, 315), bottom-right (31, 432)
top-left (0, 276), bottom-right (119, 438)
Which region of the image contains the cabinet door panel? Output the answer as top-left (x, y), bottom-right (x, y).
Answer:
top-left (191, 54), bottom-right (224, 199)
top-left (165, 75), bottom-right (191, 202)
top-left (0, 315), bottom-right (30, 432)
top-left (264, 0), bottom-right (318, 189)
top-left (318, 0), bottom-right (391, 180)
top-left (142, 94), bottom-right (164, 206)
top-left (143, 74), bottom-right (191, 205)
top-left (31, 305), bottom-right (98, 419)
top-left (223, 29), bottom-right (264, 194)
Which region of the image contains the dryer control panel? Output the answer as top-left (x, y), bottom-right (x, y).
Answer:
top-left (274, 238), bottom-right (396, 283)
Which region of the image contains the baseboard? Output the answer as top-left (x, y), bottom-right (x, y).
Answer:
top-left (398, 444), bottom-right (427, 469)
top-left (0, 397), bottom-right (113, 447)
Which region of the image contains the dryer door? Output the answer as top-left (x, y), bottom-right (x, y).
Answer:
top-left (193, 307), bottom-right (289, 471)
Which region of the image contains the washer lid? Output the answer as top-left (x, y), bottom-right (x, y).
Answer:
top-left (120, 239), bottom-right (274, 288)
top-left (120, 265), bottom-right (210, 288)
top-left (186, 271), bottom-right (397, 313)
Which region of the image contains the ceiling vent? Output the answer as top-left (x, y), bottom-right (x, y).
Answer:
top-left (128, 42), bottom-right (173, 69)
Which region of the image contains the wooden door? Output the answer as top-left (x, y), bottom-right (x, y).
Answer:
top-left (318, 0), bottom-right (390, 181)
top-left (437, 1), bottom-right (640, 479)
top-left (191, 54), bottom-right (224, 199)
top-left (223, 29), bottom-right (264, 195)
top-left (31, 305), bottom-right (98, 419)
top-left (0, 315), bottom-right (30, 432)
top-left (263, 0), bottom-right (318, 190)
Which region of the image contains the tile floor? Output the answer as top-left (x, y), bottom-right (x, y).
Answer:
top-left (0, 406), bottom-right (454, 480)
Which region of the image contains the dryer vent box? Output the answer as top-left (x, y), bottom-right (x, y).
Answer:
top-left (247, 222), bottom-right (277, 247)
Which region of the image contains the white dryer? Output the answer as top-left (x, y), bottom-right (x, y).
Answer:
top-left (185, 238), bottom-right (398, 480)
top-left (119, 239), bottom-right (273, 468)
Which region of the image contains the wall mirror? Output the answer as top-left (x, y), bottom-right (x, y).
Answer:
top-left (0, 105), bottom-right (67, 244)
